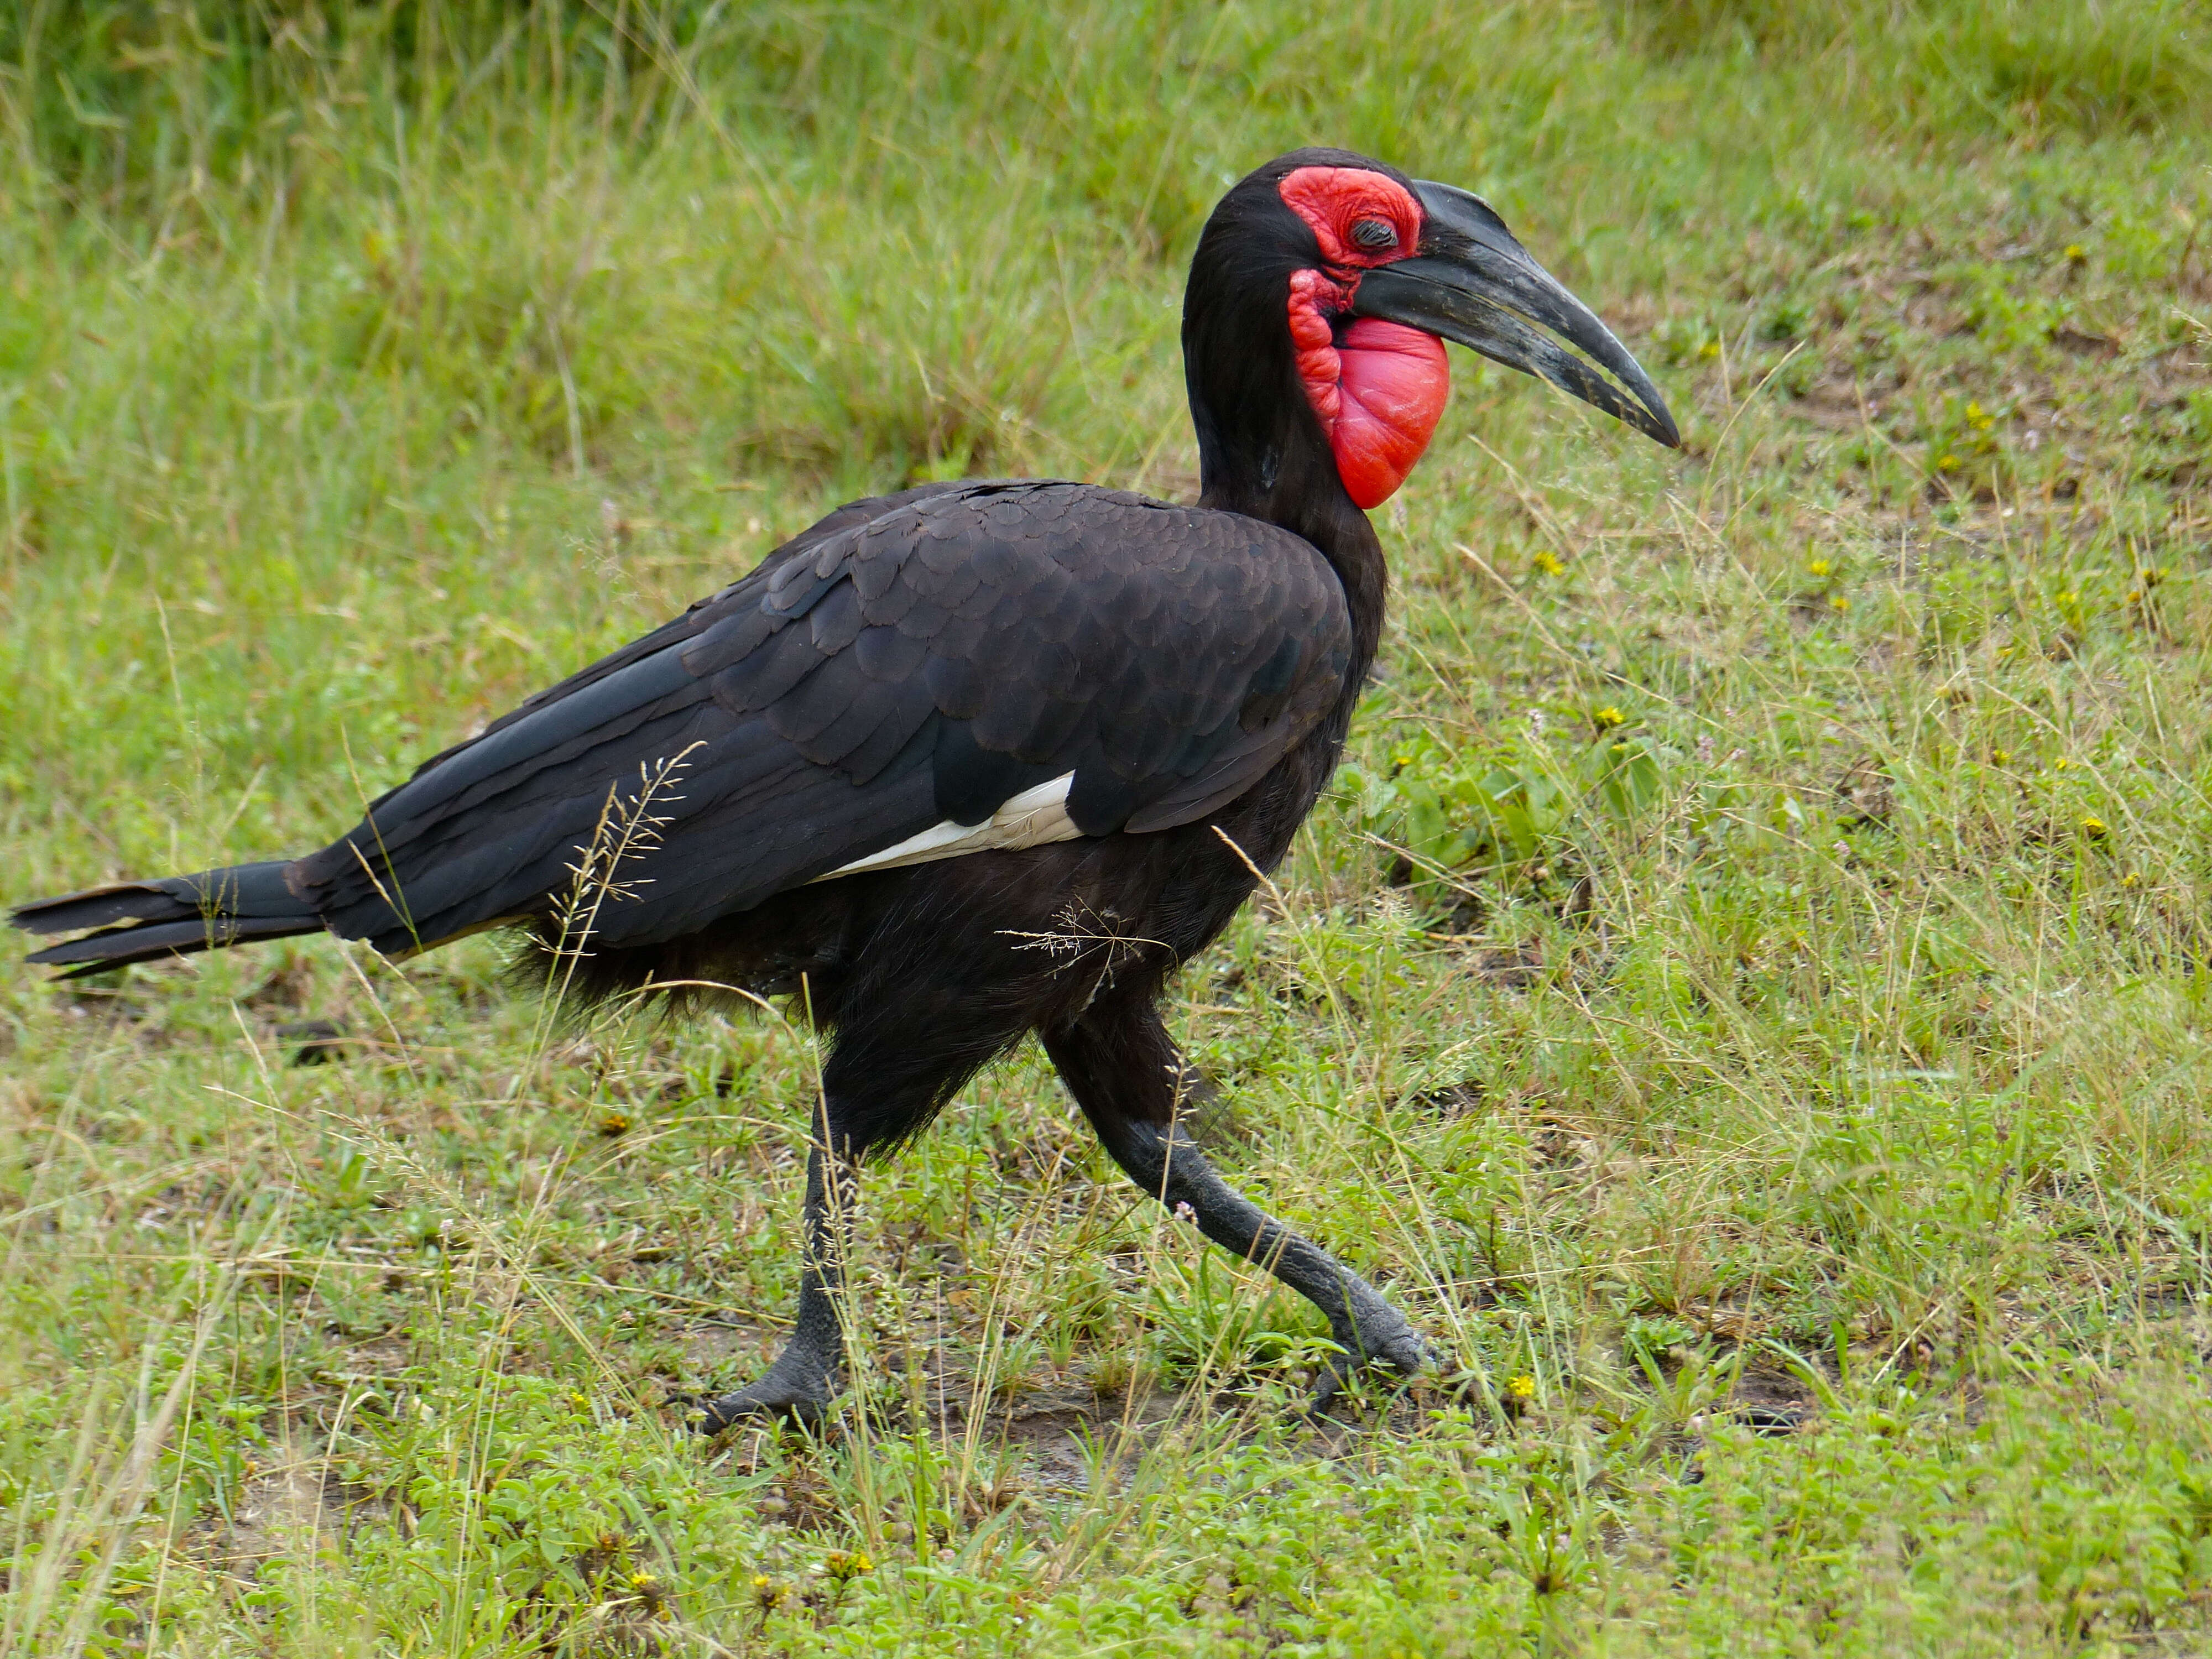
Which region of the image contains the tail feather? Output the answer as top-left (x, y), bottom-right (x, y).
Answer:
top-left (11, 860), bottom-right (325, 977)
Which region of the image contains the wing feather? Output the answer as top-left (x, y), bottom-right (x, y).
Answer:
top-left (284, 480), bottom-right (1350, 956)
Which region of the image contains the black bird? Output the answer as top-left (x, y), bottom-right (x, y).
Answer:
top-left (13, 149), bottom-right (1676, 1422)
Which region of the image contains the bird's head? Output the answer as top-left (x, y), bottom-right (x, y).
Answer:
top-left (1184, 148), bottom-right (1678, 512)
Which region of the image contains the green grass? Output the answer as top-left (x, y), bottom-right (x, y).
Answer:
top-left (6, 1), bottom-right (2212, 1652)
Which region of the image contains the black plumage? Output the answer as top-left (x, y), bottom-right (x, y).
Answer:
top-left (13, 148), bottom-right (1676, 1421)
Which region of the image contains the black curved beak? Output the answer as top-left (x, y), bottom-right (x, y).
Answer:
top-left (1352, 180), bottom-right (1679, 448)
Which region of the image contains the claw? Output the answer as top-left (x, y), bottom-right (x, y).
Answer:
top-left (674, 1373), bottom-right (834, 1435)
top-left (1304, 1314), bottom-right (1436, 1416)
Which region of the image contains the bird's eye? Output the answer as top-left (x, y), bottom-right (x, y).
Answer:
top-left (1350, 218), bottom-right (1397, 252)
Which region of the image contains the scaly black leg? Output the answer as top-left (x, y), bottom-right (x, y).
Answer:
top-left (690, 946), bottom-right (1026, 1433)
top-left (694, 1103), bottom-right (853, 1431)
top-left (1045, 998), bottom-right (1431, 1410)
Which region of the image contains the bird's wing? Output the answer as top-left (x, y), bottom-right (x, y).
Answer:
top-left (291, 481), bottom-right (1351, 954)
top-left (399, 482), bottom-right (968, 781)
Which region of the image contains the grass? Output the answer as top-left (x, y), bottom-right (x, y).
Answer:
top-left (4, 0), bottom-right (2212, 1651)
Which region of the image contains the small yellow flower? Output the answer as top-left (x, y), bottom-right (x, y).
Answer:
top-left (2064, 243), bottom-right (2086, 262)
top-left (752, 1574), bottom-right (785, 1609)
top-left (2122, 870), bottom-right (2141, 888)
top-left (1698, 339), bottom-right (1721, 361)
top-left (2078, 815), bottom-right (2108, 840)
top-left (824, 1550), bottom-right (874, 1579)
top-left (599, 1111), bottom-right (631, 1136)
top-left (1532, 550), bottom-right (1566, 577)
top-left (1507, 1374), bottom-right (1537, 1401)
top-left (1830, 594), bottom-right (1849, 612)
top-left (1936, 452), bottom-right (1960, 472)
top-left (1807, 558), bottom-right (1832, 578)
top-left (2142, 567), bottom-right (2168, 588)
top-left (2053, 757), bottom-right (2070, 770)
top-left (1990, 749), bottom-right (2010, 766)
top-left (1594, 706), bottom-right (1626, 730)
top-left (629, 1571), bottom-right (660, 1590)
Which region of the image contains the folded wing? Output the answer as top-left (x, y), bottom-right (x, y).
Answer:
top-left (267, 480), bottom-right (1349, 956)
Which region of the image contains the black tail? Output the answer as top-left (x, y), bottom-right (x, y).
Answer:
top-left (11, 861), bottom-right (325, 978)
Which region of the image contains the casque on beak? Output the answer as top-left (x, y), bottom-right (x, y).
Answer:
top-left (1351, 180), bottom-right (1680, 448)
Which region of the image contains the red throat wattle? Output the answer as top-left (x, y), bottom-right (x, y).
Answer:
top-left (1278, 166), bottom-right (1449, 510)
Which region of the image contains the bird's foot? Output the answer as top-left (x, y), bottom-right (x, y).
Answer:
top-left (675, 1360), bottom-right (838, 1436)
top-left (1308, 1306), bottom-right (1435, 1417)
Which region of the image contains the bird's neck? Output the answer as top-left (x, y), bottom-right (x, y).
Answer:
top-left (1191, 405), bottom-right (1387, 685)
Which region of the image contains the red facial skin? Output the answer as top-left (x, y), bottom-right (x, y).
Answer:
top-left (1277, 166), bottom-right (1449, 509)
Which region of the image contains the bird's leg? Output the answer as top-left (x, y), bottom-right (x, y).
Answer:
top-left (1045, 1002), bottom-right (1432, 1411)
top-left (693, 1104), bottom-right (853, 1432)
top-left (1102, 1116), bottom-right (1433, 1408)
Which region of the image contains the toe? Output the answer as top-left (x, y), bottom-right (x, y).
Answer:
top-left (1305, 1361), bottom-right (1354, 1419)
top-left (1383, 1331), bottom-right (1436, 1374)
top-left (693, 1384), bottom-right (827, 1434)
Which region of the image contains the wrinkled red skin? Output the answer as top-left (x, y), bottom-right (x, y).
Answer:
top-left (1277, 166), bottom-right (1449, 509)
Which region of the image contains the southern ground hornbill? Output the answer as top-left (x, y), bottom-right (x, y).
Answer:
top-left (14, 149), bottom-right (1676, 1422)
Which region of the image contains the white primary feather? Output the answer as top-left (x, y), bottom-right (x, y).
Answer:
top-left (813, 771), bottom-right (1080, 880)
